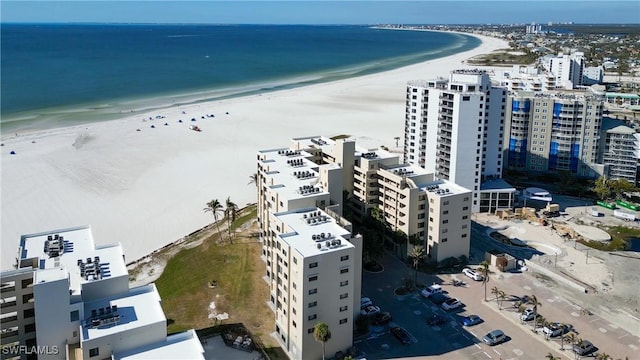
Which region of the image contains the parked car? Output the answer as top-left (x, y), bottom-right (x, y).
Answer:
top-left (420, 284), bottom-right (443, 298)
top-left (520, 308), bottom-right (537, 321)
top-left (370, 312), bottom-right (392, 326)
top-left (390, 326), bottom-right (412, 345)
top-left (461, 314), bottom-right (483, 327)
top-left (429, 292), bottom-right (450, 305)
top-left (482, 330), bottom-right (506, 346)
top-left (361, 305), bottom-right (381, 316)
top-left (573, 340), bottom-right (595, 356)
top-left (441, 298), bottom-right (463, 311)
top-left (427, 314), bottom-right (447, 326)
top-left (542, 322), bottom-right (568, 337)
top-left (462, 268), bottom-right (484, 281)
top-left (360, 297), bottom-right (372, 309)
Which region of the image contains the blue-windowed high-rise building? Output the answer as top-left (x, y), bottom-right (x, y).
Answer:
top-left (504, 88), bottom-right (605, 178)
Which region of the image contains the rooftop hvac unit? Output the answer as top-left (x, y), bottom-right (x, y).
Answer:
top-left (321, 233), bottom-right (325, 238)
top-left (317, 243), bottom-right (322, 249)
top-left (325, 241), bottom-right (331, 247)
top-left (327, 232), bottom-right (331, 238)
top-left (312, 234), bottom-right (317, 240)
top-left (336, 239), bottom-right (341, 245)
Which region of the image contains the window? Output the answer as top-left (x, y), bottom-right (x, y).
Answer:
top-left (89, 348), bottom-right (100, 357)
top-left (463, 206), bottom-right (469, 211)
top-left (293, 257), bottom-right (297, 265)
top-left (340, 255), bottom-right (349, 261)
top-left (24, 323), bottom-right (36, 333)
top-left (309, 301), bottom-right (317, 308)
top-left (340, 293), bottom-right (348, 299)
top-left (340, 268), bottom-right (349, 274)
top-left (340, 318), bottom-right (348, 324)
top-left (309, 262), bottom-right (318, 268)
top-left (462, 234), bottom-right (468, 238)
top-left (462, 96), bottom-right (470, 101)
top-left (308, 314), bottom-right (317, 321)
top-left (309, 288), bottom-right (317, 295)
top-left (442, 220), bottom-right (448, 224)
top-left (292, 321), bottom-right (297, 328)
top-left (70, 310), bottom-right (79, 322)
top-left (340, 305), bottom-right (348, 312)
top-left (309, 275), bottom-right (318, 282)
top-left (292, 282), bottom-right (297, 289)
top-left (308, 328), bottom-right (314, 334)
top-left (340, 280), bottom-right (349, 287)
top-left (442, 238), bottom-right (448, 243)
top-left (293, 308), bottom-right (296, 315)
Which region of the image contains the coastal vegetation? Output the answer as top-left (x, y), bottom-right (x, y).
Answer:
top-left (147, 205), bottom-right (288, 359)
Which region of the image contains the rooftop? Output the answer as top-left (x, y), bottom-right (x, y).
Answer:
top-left (355, 146), bottom-right (398, 161)
top-left (18, 226), bottom-right (127, 293)
top-left (480, 178), bottom-right (517, 192)
top-left (275, 208), bottom-right (354, 258)
top-left (420, 178), bottom-right (472, 196)
top-left (81, 284), bottom-right (165, 342)
top-left (113, 329), bottom-right (204, 360)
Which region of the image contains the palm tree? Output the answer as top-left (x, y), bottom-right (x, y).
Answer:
top-left (546, 353), bottom-right (560, 360)
top-left (491, 286), bottom-right (500, 307)
top-left (408, 246), bottom-right (424, 288)
top-left (477, 261), bottom-right (490, 301)
top-left (203, 199), bottom-right (224, 242)
top-left (248, 173), bottom-right (258, 186)
top-left (574, 338), bottom-right (584, 360)
top-left (517, 303), bottom-right (527, 324)
top-left (497, 290), bottom-right (507, 310)
top-left (225, 197), bottom-right (238, 243)
top-left (526, 294), bottom-right (542, 330)
top-left (563, 332), bottom-right (576, 352)
top-left (596, 353), bottom-right (612, 360)
top-left (313, 322), bottom-right (331, 360)
top-left (535, 315), bottom-right (546, 333)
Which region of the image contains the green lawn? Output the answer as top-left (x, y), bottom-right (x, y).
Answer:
top-left (580, 225), bottom-right (636, 251)
top-left (153, 205), bottom-right (285, 357)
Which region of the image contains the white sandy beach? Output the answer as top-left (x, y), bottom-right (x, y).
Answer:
top-left (0, 33), bottom-right (508, 269)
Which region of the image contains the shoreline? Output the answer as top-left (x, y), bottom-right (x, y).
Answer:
top-left (1, 28), bottom-right (479, 136)
top-left (0, 32), bottom-right (508, 270)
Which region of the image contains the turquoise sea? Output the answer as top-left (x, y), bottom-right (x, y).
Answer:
top-left (0, 24), bottom-right (480, 132)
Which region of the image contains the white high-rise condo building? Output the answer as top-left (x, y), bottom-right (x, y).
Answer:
top-left (404, 69), bottom-right (511, 213)
top-left (542, 52), bottom-right (585, 90)
top-left (0, 226), bottom-right (204, 360)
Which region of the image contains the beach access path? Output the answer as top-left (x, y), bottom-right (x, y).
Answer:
top-left (0, 33), bottom-right (508, 270)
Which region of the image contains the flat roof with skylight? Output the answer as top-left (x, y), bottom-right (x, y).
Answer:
top-left (260, 148), bottom-right (331, 202)
top-left (18, 226), bottom-right (128, 292)
top-left (420, 179), bottom-right (471, 196)
top-left (275, 208), bottom-right (354, 258)
top-left (81, 283), bottom-right (165, 342)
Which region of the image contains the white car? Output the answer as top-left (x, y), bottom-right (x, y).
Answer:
top-left (361, 305), bottom-right (381, 316)
top-left (542, 322), bottom-right (567, 337)
top-left (520, 308), bottom-right (536, 321)
top-left (420, 284), bottom-right (443, 298)
top-left (360, 297), bottom-right (372, 309)
top-left (441, 298), bottom-right (463, 311)
top-left (462, 268), bottom-right (484, 281)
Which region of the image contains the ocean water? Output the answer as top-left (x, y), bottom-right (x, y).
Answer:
top-left (1, 24), bottom-right (479, 132)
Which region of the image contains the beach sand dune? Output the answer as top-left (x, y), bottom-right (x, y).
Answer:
top-left (0, 34), bottom-right (507, 269)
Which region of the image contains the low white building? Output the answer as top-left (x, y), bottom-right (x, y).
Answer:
top-left (1, 226), bottom-right (204, 360)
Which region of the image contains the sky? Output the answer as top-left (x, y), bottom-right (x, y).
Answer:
top-left (1, 1), bottom-right (639, 25)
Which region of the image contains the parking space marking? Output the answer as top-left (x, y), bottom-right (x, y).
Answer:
top-left (462, 333), bottom-right (471, 340)
top-left (493, 349), bottom-right (501, 355)
top-left (483, 351), bottom-right (492, 358)
top-left (629, 344), bottom-right (638, 351)
top-left (475, 343), bottom-right (482, 349)
top-left (570, 312), bottom-right (580, 317)
top-left (469, 330), bottom-right (477, 337)
top-left (608, 323), bottom-right (619, 329)
top-left (512, 348), bottom-right (523, 356)
top-left (618, 333), bottom-right (628, 339)
top-left (589, 317), bottom-right (600, 323)
top-left (599, 327), bottom-right (608, 333)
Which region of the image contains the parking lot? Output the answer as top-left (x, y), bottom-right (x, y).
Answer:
top-left (358, 253), bottom-right (638, 359)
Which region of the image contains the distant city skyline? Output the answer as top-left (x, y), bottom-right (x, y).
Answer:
top-left (2, 1), bottom-right (639, 25)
